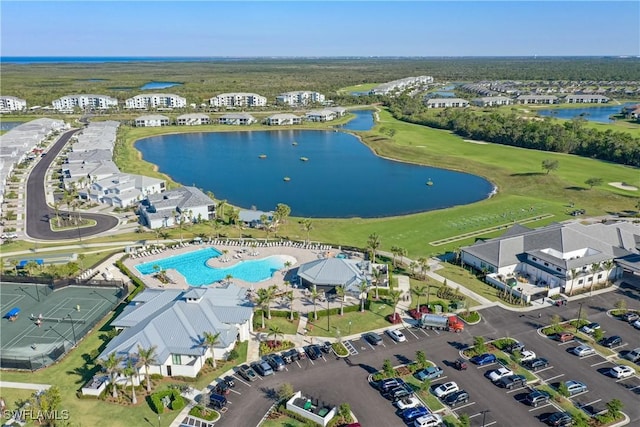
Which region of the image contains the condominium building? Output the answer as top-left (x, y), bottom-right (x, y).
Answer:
top-left (125, 94), bottom-right (187, 109)
top-left (370, 76), bottom-right (434, 96)
top-left (565, 94), bottom-right (610, 104)
top-left (425, 98), bottom-right (469, 108)
top-left (210, 93), bottom-right (267, 108)
top-left (0, 96), bottom-right (27, 112)
top-left (176, 113), bottom-right (210, 126)
top-left (276, 91), bottom-right (325, 106)
top-left (471, 96), bottom-right (514, 107)
top-left (516, 95), bottom-right (559, 105)
top-left (266, 113), bottom-right (303, 126)
top-left (218, 113), bottom-right (256, 125)
top-left (135, 115), bottom-right (170, 127)
top-left (52, 94), bottom-right (118, 111)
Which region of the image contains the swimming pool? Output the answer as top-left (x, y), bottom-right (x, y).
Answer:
top-left (135, 247), bottom-right (287, 286)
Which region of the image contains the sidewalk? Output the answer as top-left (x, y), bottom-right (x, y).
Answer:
top-left (0, 381), bottom-right (51, 391)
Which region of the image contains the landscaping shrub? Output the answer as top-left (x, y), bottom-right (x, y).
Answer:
top-left (331, 342), bottom-right (349, 357)
top-left (259, 340), bottom-right (294, 355)
top-left (492, 338), bottom-right (516, 350)
top-left (227, 349), bottom-right (239, 361)
top-left (459, 311), bottom-right (480, 323)
top-left (171, 394), bottom-right (185, 411)
top-left (189, 406), bottom-right (220, 422)
top-left (150, 389), bottom-right (183, 413)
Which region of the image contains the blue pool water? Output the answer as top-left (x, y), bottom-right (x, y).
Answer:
top-left (135, 248), bottom-right (286, 285)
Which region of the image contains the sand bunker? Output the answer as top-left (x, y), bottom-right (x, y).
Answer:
top-left (609, 182), bottom-right (638, 191)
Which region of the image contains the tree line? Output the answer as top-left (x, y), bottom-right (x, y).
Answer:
top-left (388, 103), bottom-right (640, 167)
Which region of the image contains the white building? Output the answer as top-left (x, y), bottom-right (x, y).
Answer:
top-left (0, 96), bottom-right (27, 112)
top-left (276, 91), bottom-right (325, 106)
top-left (176, 113), bottom-right (210, 126)
top-left (218, 113), bottom-right (256, 125)
top-left (134, 115), bottom-right (170, 127)
top-left (516, 95), bottom-right (559, 105)
top-left (471, 96), bottom-right (514, 107)
top-left (52, 94), bottom-right (118, 111)
top-left (305, 110), bottom-right (336, 122)
top-left (98, 285), bottom-right (253, 378)
top-left (565, 94), bottom-right (610, 104)
top-left (370, 76), bottom-right (434, 96)
top-left (125, 94), bottom-right (187, 109)
top-left (210, 93), bottom-right (267, 108)
top-left (138, 186), bottom-right (215, 229)
top-left (425, 98), bottom-right (469, 108)
top-left (79, 173), bottom-right (166, 208)
top-left (266, 113), bottom-right (303, 126)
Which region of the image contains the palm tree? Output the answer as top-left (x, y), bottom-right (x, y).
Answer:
top-left (300, 219), bottom-right (314, 244)
top-left (217, 199), bottom-right (227, 222)
top-left (267, 325), bottom-right (284, 346)
top-left (372, 267), bottom-right (383, 299)
top-left (53, 200), bottom-right (62, 228)
top-left (25, 260), bottom-right (39, 277)
top-left (222, 249), bottom-right (229, 261)
top-left (136, 345), bottom-right (157, 393)
top-left (229, 209), bottom-right (240, 229)
top-left (285, 291), bottom-right (295, 321)
top-left (417, 257), bottom-right (430, 280)
top-left (335, 285), bottom-right (345, 316)
top-left (389, 290), bottom-right (402, 316)
top-left (310, 288), bottom-right (320, 321)
top-left (412, 285), bottom-right (428, 311)
top-left (260, 214), bottom-right (270, 238)
top-left (225, 274), bottom-right (233, 285)
top-left (123, 359), bottom-right (137, 404)
top-left (9, 259), bottom-right (19, 275)
top-left (256, 289), bottom-right (270, 329)
top-left (284, 261), bottom-right (292, 278)
top-left (103, 352), bottom-right (124, 399)
top-left (568, 268), bottom-right (579, 295)
top-left (358, 281), bottom-right (369, 312)
top-left (602, 260), bottom-right (614, 284)
top-left (201, 331), bottom-right (221, 368)
top-left (367, 233), bottom-right (381, 263)
top-left (390, 246), bottom-right (401, 268)
top-left (409, 261), bottom-right (419, 278)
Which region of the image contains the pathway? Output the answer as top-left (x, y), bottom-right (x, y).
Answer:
top-left (0, 381), bottom-right (51, 391)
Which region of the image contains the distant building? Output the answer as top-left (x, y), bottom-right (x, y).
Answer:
top-left (210, 93), bottom-right (267, 108)
top-left (125, 94), bottom-right (186, 109)
top-left (218, 113), bottom-right (256, 125)
top-left (425, 98), bottom-right (469, 108)
top-left (239, 209), bottom-right (273, 227)
top-left (471, 96), bottom-right (514, 107)
top-left (0, 96), bottom-right (27, 112)
top-left (134, 115), bottom-right (170, 127)
top-left (296, 257), bottom-right (374, 295)
top-left (138, 186), bottom-right (215, 229)
top-left (370, 76), bottom-right (434, 96)
top-left (176, 113), bottom-right (210, 126)
top-left (305, 110), bottom-right (336, 122)
top-left (565, 94), bottom-right (610, 104)
top-left (326, 106), bottom-right (347, 117)
top-left (276, 91), bottom-right (325, 106)
top-left (52, 94), bottom-right (118, 111)
top-left (79, 173), bottom-right (166, 208)
top-left (516, 95), bottom-right (559, 105)
top-left (266, 113), bottom-right (303, 126)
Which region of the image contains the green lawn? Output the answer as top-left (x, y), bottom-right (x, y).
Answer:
top-left (403, 376), bottom-right (444, 412)
top-left (260, 415), bottom-right (309, 427)
top-left (306, 300), bottom-right (394, 337)
top-left (337, 83), bottom-right (379, 93)
top-left (255, 316), bottom-right (299, 335)
top-left (408, 277), bottom-right (480, 311)
top-left (436, 264), bottom-right (516, 306)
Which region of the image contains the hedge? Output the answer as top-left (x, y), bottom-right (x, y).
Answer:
top-left (149, 389), bottom-right (183, 414)
top-left (315, 300), bottom-right (370, 318)
top-left (115, 257), bottom-right (145, 302)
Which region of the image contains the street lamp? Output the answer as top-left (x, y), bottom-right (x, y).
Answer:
top-left (67, 313), bottom-right (77, 346)
top-left (326, 294), bottom-right (330, 332)
top-left (157, 414), bottom-right (161, 427)
top-left (426, 284), bottom-right (431, 309)
top-left (480, 409), bottom-right (490, 427)
top-left (348, 321), bottom-right (352, 336)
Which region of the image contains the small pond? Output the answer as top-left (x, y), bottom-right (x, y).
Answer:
top-left (537, 102), bottom-right (638, 124)
top-left (140, 81), bottom-right (183, 90)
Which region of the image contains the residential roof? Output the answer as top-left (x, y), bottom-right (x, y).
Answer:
top-left (425, 98), bottom-right (469, 103)
top-left (239, 209), bottom-right (273, 223)
top-left (220, 113), bottom-right (255, 120)
top-left (267, 113), bottom-right (301, 120)
top-left (99, 285), bottom-right (252, 363)
top-left (297, 258), bottom-right (369, 290)
top-left (177, 113), bottom-right (210, 120)
top-left (135, 114), bottom-right (169, 121)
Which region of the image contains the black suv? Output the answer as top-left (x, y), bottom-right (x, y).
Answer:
top-left (443, 390), bottom-right (469, 407)
top-left (546, 412), bottom-right (574, 427)
top-left (222, 376), bottom-right (235, 388)
top-left (524, 357), bottom-right (549, 371)
top-left (600, 335), bottom-right (622, 348)
top-left (382, 385), bottom-right (413, 401)
top-left (496, 374), bottom-right (527, 389)
top-left (305, 344), bottom-right (322, 360)
top-left (525, 390), bottom-right (550, 407)
top-left (282, 349), bottom-right (299, 364)
top-left (363, 332), bottom-right (382, 346)
top-left (506, 341), bottom-right (525, 354)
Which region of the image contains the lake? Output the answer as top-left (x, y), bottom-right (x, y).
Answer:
top-left (537, 103), bottom-right (638, 123)
top-left (140, 81), bottom-right (182, 90)
top-left (136, 111), bottom-right (493, 218)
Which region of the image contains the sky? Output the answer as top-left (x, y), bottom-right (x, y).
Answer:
top-left (1, 1), bottom-right (639, 57)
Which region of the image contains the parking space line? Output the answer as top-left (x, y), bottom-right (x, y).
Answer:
top-left (452, 401), bottom-right (476, 411)
top-left (295, 360), bottom-right (301, 368)
top-left (404, 327), bottom-right (420, 339)
top-left (580, 354), bottom-right (598, 360)
top-left (308, 358), bottom-right (315, 365)
top-left (529, 403), bottom-right (553, 412)
top-left (558, 341), bottom-right (575, 346)
top-left (483, 422), bottom-right (497, 427)
top-left (321, 355), bottom-right (327, 362)
top-left (591, 360), bottom-right (610, 367)
top-left (232, 375), bottom-right (252, 387)
top-left (419, 328), bottom-right (430, 337)
top-left (535, 366), bottom-right (553, 373)
top-left (476, 363), bottom-right (496, 370)
top-left (628, 385), bottom-right (640, 391)
top-left (506, 387), bottom-right (526, 394)
top-left (544, 373), bottom-right (565, 382)
top-left (615, 377), bottom-right (634, 383)
top-left (581, 398), bottom-right (601, 407)
top-left (229, 389), bottom-right (241, 395)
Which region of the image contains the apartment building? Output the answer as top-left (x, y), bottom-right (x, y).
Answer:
top-left (52, 94), bottom-right (118, 111)
top-left (125, 94), bottom-right (187, 109)
top-left (210, 93), bottom-right (267, 108)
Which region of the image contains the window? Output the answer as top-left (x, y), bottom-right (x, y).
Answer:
top-left (597, 274), bottom-right (602, 279)
top-left (556, 268), bottom-right (561, 272)
top-left (588, 277), bottom-right (593, 282)
top-left (544, 262), bottom-right (549, 266)
top-left (578, 279), bottom-right (583, 284)
top-left (172, 354), bottom-right (182, 365)
top-left (532, 257), bottom-right (537, 261)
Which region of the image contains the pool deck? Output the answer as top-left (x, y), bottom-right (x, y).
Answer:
top-left (123, 240), bottom-right (363, 312)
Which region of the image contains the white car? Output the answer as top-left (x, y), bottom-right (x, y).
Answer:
top-left (434, 381), bottom-right (459, 398)
top-left (488, 367), bottom-right (513, 382)
top-left (633, 319), bottom-right (640, 330)
top-left (414, 413), bottom-right (443, 427)
top-left (608, 365), bottom-right (635, 379)
top-left (396, 396), bottom-right (421, 410)
top-left (571, 345), bottom-right (595, 357)
top-left (387, 328), bottom-right (407, 342)
top-left (520, 350), bottom-right (536, 362)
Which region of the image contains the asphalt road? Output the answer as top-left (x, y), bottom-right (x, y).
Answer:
top-left (215, 285), bottom-right (640, 427)
top-left (25, 128), bottom-right (119, 240)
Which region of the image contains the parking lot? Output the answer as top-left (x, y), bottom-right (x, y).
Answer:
top-left (212, 285), bottom-right (640, 427)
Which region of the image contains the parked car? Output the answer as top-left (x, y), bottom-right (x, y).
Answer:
top-left (214, 381), bottom-right (230, 395)
top-left (377, 377), bottom-right (403, 392)
top-left (237, 364), bottom-right (258, 381)
top-left (470, 353), bottom-right (497, 366)
top-left (600, 335), bottom-right (622, 348)
top-left (434, 382), bottom-right (459, 398)
top-left (321, 341), bottom-right (332, 354)
top-left (554, 332), bottom-right (574, 343)
top-left (621, 312), bottom-right (639, 322)
top-left (453, 358), bottom-right (468, 370)
top-left (608, 365), bottom-right (635, 379)
top-left (564, 380), bottom-right (587, 396)
top-left (414, 414), bottom-right (443, 427)
top-left (487, 367), bottom-right (513, 382)
top-left (546, 412), bottom-right (574, 427)
top-left (282, 349), bottom-right (298, 364)
top-left (520, 350), bottom-right (536, 362)
top-left (363, 332), bottom-right (382, 346)
top-left (525, 389), bottom-right (551, 407)
top-left (395, 396), bottom-right (421, 410)
top-left (571, 345), bottom-right (595, 357)
top-left (251, 360), bottom-right (274, 376)
top-left (443, 390), bottom-right (469, 407)
top-left (296, 347), bottom-right (307, 360)
top-left (386, 328), bottom-right (407, 342)
top-left (506, 341), bottom-right (525, 354)
top-left (415, 366), bottom-right (444, 381)
top-left (624, 347), bottom-right (640, 363)
top-left (579, 322), bottom-right (600, 334)
top-left (383, 385), bottom-right (413, 401)
top-left (208, 393), bottom-right (227, 410)
top-left (496, 374), bottom-right (527, 389)
top-left (265, 354), bottom-right (286, 371)
top-left (305, 344), bottom-right (322, 360)
top-left (524, 357), bottom-right (550, 371)
top-left (633, 319), bottom-right (640, 330)
top-left (401, 406), bottom-right (429, 422)
top-left (222, 376), bottom-right (235, 388)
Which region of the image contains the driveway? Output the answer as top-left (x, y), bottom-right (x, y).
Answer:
top-left (25, 128), bottom-right (119, 240)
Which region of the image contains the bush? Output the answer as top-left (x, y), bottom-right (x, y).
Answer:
top-left (492, 338), bottom-right (516, 350)
top-left (331, 342), bottom-right (349, 357)
top-left (171, 394), bottom-right (185, 411)
top-left (459, 311), bottom-right (480, 323)
top-left (149, 389), bottom-right (184, 413)
top-left (189, 406), bottom-right (220, 422)
top-left (227, 349), bottom-right (239, 361)
top-left (259, 340), bottom-right (294, 355)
